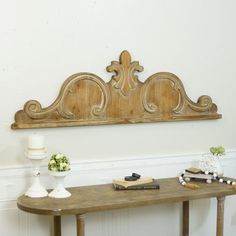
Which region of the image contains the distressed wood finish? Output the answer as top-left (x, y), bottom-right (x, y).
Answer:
top-left (217, 197), bottom-right (225, 236)
top-left (17, 178), bottom-right (236, 215)
top-left (183, 201), bottom-right (189, 236)
top-left (12, 51), bottom-right (221, 129)
top-left (53, 216), bottom-right (61, 236)
top-left (76, 215), bottom-right (85, 236)
top-left (17, 178), bottom-right (236, 236)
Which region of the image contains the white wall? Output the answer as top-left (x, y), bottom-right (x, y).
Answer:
top-left (0, 0), bottom-right (236, 235)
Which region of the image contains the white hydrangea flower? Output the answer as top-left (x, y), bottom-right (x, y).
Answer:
top-left (59, 163), bottom-right (64, 170)
top-left (63, 163), bottom-right (67, 167)
top-left (55, 153), bottom-right (64, 159)
top-left (48, 153), bottom-right (70, 171)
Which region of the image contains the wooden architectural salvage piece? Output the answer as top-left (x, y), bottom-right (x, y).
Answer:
top-left (12, 51), bottom-right (221, 129)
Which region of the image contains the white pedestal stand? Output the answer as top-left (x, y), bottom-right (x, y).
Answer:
top-left (25, 153), bottom-right (48, 198)
top-left (48, 171), bottom-right (71, 198)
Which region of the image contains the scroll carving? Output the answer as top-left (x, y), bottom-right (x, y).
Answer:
top-left (12, 50), bottom-right (221, 129)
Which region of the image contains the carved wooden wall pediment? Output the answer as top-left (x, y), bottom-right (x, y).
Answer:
top-left (11, 50), bottom-right (221, 129)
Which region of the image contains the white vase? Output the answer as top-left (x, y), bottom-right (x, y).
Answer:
top-left (199, 154), bottom-right (224, 176)
top-left (48, 171), bottom-right (71, 198)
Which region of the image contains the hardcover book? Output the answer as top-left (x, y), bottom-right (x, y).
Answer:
top-left (112, 177), bottom-right (153, 188)
top-left (183, 172), bottom-right (213, 180)
top-left (113, 179), bottom-right (160, 190)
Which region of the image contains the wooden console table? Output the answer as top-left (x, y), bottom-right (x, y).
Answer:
top-left (17, 177), bottom-right (236, 236)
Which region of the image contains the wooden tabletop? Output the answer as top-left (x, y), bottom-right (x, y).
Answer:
top-left (17, 177), bottom-right (236, 216)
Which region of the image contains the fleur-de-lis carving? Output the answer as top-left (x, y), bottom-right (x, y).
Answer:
top-left (107, 50), bottom-right (144, 96)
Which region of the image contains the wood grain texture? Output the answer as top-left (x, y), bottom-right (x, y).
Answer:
top-left (217, 197), bottom-right (225, 236)
top-left (76, 215), bottom-right (85, 236)
top-left (183, 201), bottom-right (189, 236)
top-left (17, 178), bottom-right (236, 216)
top-left (12, 51), bottom-right (221, 129)
top-left (53, 216), bottom-right (61, 236)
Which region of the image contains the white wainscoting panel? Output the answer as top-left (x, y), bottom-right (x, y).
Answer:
top-left (0, 151), bottom-right (236, 236)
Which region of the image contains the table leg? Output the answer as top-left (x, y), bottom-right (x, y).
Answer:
top-left (183, 201), bottom-right (189, 236)
top-left (76, 214), bottom-right (85, 236)
top-left (53, 216), bottom-right (61, 236)
top-left (216, 196), bottom-right (225, 236)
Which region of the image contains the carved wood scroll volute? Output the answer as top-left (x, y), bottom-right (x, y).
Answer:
top-left (12, 50), bottom-right (221, 129)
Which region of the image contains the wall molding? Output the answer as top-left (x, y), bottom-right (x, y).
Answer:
top-left (0, 150), bottom-right (236, 204)
top-left (1, 150), bottom-right (236, 174)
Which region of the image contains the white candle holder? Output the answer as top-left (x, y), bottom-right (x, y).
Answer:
top-left (25, 135), bottom-right (48, 198)
top-left (25, 153), bottom-right (48, 198)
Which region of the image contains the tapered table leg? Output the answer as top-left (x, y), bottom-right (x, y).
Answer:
top-left (217, 197), bottom-right (225, 236)
top-left (183, 201), bottom-right (189, 236)
top-left (76, 214), bottom-right (85, 236)
top-left (53, 216), bottom-right (61, 236)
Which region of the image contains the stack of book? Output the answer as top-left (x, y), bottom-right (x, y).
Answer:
top-left (183, 172), bottom-right (213, 181)
top-left (112, 177), bottom-right (160, 190)
top-left (183, 167), bottom-right (214, 182)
